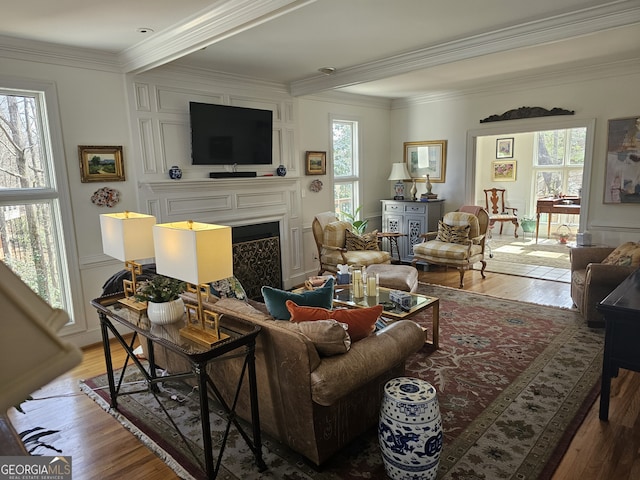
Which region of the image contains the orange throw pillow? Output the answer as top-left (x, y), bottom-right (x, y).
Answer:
top-left (286, 300), bottom-right (383, 342)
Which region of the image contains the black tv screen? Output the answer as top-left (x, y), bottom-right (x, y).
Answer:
top-left (189, 102), bottom-right (273, 165)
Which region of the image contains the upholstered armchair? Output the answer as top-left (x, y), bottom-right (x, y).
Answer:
top-left (570, 243), bottom-right (639, 327)
top-left (411, 206), bottom-right (489, 288)
top-left (312, 212), bottom-right (391, 275)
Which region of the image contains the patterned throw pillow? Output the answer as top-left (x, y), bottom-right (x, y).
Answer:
top-left (436, 221), bottom-right (470, 244)
top-left (209, 276), bottom-right (247, 301)
top-left (345, 229), bottom-right (379, 251)
top-left (602, 242), bottom-right (640, 267)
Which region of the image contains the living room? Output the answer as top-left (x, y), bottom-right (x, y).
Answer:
top-left (1, 1), bottom-right (640, 478)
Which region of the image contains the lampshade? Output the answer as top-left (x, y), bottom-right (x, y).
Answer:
top-left (387, 163), bottom-right (411, 181)
top-left (100, 212), bottom-right (156, 261)
top-left (153, 221), bottom-right (233, 285)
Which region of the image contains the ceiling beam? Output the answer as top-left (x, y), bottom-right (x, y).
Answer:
top-left (118, 0), bottom-right (317, 74)
top-left (289, 0), bottom-right (640, 97)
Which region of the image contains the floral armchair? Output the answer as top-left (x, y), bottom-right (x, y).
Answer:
top-left (411, 206), bottom-right (489, 288)
top-left (312, 212), bottom-right (391, 275)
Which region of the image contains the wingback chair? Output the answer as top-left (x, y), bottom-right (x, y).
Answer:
top-left (484, 188), bottom-right (519, 238)
top-left (412, 206), bottom-right (489, 288)
top-left (312, 212), bottom-right (391, 275)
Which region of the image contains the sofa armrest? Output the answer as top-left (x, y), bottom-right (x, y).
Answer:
top-left (570, 247), bottom-right (615, 272)
top-left (585, 263), bottom-right (636, 288)
top-left (310, 320), bottom-right (424, 406)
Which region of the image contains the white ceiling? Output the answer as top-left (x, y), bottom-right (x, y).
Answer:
top-left (2, 0), bottom-right (639, 99)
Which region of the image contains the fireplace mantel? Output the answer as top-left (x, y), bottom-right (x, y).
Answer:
top-left (137, 176), bottom-right (304, 289)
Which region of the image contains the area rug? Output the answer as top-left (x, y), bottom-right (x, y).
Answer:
top-left (80, 284), bottom-right (603, 480)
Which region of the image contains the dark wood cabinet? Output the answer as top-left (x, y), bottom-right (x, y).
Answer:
top-left (597, 268), bottom-right (640, 421)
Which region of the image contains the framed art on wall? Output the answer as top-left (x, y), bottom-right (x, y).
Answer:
top-left (305, 151), bottom-right (326, 175)
top-left (496, 138), bottom-right (514, 158)
top-left (403, 140), bottom-right (447, 182)
top-left (79, 145), bottom-right (125, 183)
top-left (492, 160), bottom-right (517, 181)
top-left (604, 116), bottom-right (640, 204)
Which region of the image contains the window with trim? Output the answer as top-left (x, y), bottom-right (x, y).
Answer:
top-left (533, 128), bottom-right (586, 198)
top-left (0, 88), bottom-right (75, 323)
top-left (331, 117), bottom-right (361, 220)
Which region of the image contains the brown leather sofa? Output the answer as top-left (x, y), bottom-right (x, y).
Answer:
top-left (570, 246), bottom-right (636, 327)
top-left (153, 294), bottom-right (425, 466)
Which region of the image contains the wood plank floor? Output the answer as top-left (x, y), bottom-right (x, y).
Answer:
top-left (6, 268), bottom-right (639, 479)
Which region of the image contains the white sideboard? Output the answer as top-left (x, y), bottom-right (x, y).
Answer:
top-left (380, 199), bottom-right (445, 263)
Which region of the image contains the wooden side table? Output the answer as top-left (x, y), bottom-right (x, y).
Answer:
top-left (377, 232), bottom-right (407, 263)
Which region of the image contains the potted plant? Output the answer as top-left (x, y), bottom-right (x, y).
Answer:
top-left (135, 275), bottom-right (186, 325)
top-left (340, 206), bottom-right (369, 234)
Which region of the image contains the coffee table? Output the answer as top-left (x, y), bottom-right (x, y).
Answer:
top-left (333, 286), bottom-right (440, 349)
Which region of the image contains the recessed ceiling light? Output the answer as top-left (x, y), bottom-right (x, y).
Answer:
top-left (137, 27), bottom-right (155, 34)
top-left (318, 67), bottom-right (336, 75)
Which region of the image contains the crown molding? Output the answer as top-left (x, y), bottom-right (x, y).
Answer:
top-left (300, 90), bottom-right (392, 109)
top-left (391, 57), bottom-right (640, 109)
top-left (0, 35), bottom-right (121, 73)
top-left (118, 0), bottom-right (317, 74)
top-left (289, 0), bottom-right (640, 97)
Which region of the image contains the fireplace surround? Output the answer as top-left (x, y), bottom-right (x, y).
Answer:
top-left (138, 177), bottom-right (304, 290)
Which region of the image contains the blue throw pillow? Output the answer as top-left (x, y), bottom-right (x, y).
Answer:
top-left (262, 277), bottom-right (334, 320)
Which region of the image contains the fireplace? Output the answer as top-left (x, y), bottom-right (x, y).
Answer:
top-left (232, 222), bottom-right (282, 300)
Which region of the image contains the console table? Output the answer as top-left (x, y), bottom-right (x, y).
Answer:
top-left (92, 293), bottom-right (266, 478)
top-left (535, 197), bottom-right (580, 242)
top-left (597, 268), bottom-right (640, 421)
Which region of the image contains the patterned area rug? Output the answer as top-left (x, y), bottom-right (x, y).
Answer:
top-left (80, 284), bottom-right (603, 480)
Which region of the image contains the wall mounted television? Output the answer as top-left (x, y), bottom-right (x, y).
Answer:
top-left (189, 102), bottom-right (273, 165)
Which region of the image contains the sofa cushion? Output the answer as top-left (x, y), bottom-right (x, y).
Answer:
top-left (286, 300), bottom-right (383, 342)
top-left (345, 229), bottom-right (379, 251)
top-left (261, 277), bottom-right (334, 320)
top-left (602, 242), bottom-right (640, 267)
top-left (293, 320), bottom-right (351, 356)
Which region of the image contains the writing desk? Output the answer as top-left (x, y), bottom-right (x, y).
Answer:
top-left (92, 293), bottom-right (266, 478)
top-left (597, 268), bottom-right (640, 421)
top-left (535, 197), bottom-right (580, 242)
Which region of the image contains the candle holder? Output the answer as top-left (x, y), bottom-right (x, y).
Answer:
top-left (351, 265), bottom-right (364, 299)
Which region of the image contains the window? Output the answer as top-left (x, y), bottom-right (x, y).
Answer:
top-left (331, 117), bottom-right (361, 220)
top-left (533, 128), bottom-right (586, 198)
top-left (0, 87), bottom-right (76, 324)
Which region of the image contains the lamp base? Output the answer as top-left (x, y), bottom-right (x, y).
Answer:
top-left (118, 297), bottom-right (147, 314)
top-left (179, 325), bottom-right (229, 348)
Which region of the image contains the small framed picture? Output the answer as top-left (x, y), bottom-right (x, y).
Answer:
top-left (496, 138), bottom-right (514, 158)
top-left (403, 140), bottom-right (447, 182)
top-left (79, 145), bottom-right (125, 183)
top-left (492, 160), bottom-right (517, 181)
top-left (305, 151), bottom-right (326, 175)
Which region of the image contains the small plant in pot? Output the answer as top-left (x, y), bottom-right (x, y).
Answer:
top-left (135, 275), bottom-right (186, 325)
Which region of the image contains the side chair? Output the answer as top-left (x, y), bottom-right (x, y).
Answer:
top-left (484, 188), bottom-right (519, 238)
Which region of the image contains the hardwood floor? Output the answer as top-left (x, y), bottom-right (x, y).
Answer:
top-left (6, 269), bottom-right (639, 479)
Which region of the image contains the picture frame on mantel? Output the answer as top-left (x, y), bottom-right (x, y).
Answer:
top-left (305, 151), bottom-right (326, 175)
top-left (78, 145), bottom-right (125, 183)
top-left (403, 140), bottom-right (447, 182)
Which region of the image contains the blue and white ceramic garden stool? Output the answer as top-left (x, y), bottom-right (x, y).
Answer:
top-left (379, 377), bottom-right (443, 480)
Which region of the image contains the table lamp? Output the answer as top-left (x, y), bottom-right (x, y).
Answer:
top-left (100, 211), bottom-right (156, 312)
top-left (153, 220), bottom-right (233, 347)
top-left (388, 163), bottom-right (411, 200)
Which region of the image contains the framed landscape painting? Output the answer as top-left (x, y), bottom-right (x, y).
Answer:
top-left (79, 145), bottom-right (125, 183)
top-left (403, 140), bottom-right (447, 182)
top-left (305, 151), bottom-right (326, 175)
